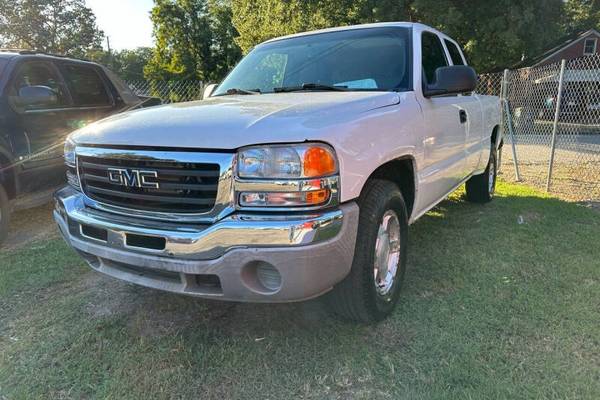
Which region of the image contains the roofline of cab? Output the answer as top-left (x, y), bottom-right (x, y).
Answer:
top-left (259, 21), bottom-right (455, 46)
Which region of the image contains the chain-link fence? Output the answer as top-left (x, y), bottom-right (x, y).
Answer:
top-left (478, 54), bottom-right (600, 201)
top-left (126, 80), bottom-right (206, 104)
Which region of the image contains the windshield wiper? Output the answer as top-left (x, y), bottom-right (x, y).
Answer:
top-left (274, 83), bottom-right (349, 93)
top-left (216, 88), bottom-right (261, 96)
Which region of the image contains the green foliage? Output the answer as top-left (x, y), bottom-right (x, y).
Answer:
top-left (144, 0), bottom-right (242, 82)
top-left (564, 0), bottom-right (600, 31)
top-left (231, 0), bottom-right (412, 54)
top-left (88, 47), bottom-right (154, 81)
top-left (411, 0), bottom-right (565, 72)
top-left (0, 0), bottom-right (104, 57)
top-left (231, 0), bottom-right (589, 72)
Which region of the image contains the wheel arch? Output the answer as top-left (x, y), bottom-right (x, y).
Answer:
top-left (361, 156), bottom-right (416, 220)
top-left (491, 124), bottom-right (502, 150)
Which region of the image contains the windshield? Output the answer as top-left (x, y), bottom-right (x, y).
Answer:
top-left (214, 27), bottom-right (412, 95)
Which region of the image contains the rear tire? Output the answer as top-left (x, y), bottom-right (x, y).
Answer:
top-left (465, 147), bottom-right (497, 203)
top-left (328, 179), bottom-right (408, 323)
top-left (0, 184), bottom-right (10, 246)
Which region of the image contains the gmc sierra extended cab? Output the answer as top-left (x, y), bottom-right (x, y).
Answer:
top-left (54, 23), bottom-right (501, 323)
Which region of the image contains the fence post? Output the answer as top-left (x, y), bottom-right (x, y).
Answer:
top-left (501, 68), bottom-right (521, 181)
top-left (546, 59), bottom-right (567, 192)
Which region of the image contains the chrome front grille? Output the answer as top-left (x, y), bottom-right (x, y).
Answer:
top-left (76, 147), bottom-right (235, 220)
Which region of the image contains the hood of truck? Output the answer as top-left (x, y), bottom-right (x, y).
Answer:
top-left (71, 91), bottom-right (400, 149)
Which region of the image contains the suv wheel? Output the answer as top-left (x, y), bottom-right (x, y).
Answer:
top-left (465, 147), bottom-right (497, 203)
top-left (328, 179), bottom-right (408, 323)
top-left (0, 184), bottom-right (10, 245)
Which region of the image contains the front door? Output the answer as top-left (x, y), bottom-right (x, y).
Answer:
top-left (7, 60), bottom-right (75, 192)
top-left (416, 31), bottom-right (468, 210)
top-left (7, 60), bottom-right (117, 193)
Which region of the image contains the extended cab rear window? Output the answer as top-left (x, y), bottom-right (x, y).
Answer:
top-left (61, 64), bottom-right (112, 107)
top-left (444, 39), bottom-right (466, 66)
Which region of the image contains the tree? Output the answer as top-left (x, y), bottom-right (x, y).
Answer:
top-left (87, 47), bottom-right (154, 81)
top-left (113, 48), bottom-right (154, 81)
top-left (144, 0), bottom-right (241, 82)
top-left (563, 0), bottom-right (600, 31)
top-left (410, 0), bottom-right (564, 72)
top-left (231, 0), bottom-right (566, 72)
top-left (231, 0), bottom-right (413, 53)
top-left (0, 0), bottom-right (104, 57)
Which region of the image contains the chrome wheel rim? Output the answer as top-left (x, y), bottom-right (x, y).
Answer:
top-left (488, 157), bottom-right (496, 195)
top-left (373, 209), bottom-right (401, 297)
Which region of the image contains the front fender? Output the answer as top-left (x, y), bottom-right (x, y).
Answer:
top-left (322, 92), bottom-right (424, 203)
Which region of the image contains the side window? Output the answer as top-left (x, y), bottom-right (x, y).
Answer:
top-left (11, 61), bottom-right (69, 110)
top-left (421, 32), bottom-right (448, 85)
top-left (445, 39), bottom-right (466, 66)
top-left (583, 38), bottom-right (597, 56)
top-left (61, 64), bottom-right (111, 107)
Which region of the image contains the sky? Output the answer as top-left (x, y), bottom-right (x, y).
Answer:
top-left (86, 0), bottom-right (155, 50)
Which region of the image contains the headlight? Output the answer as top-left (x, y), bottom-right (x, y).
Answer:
top-left (64, 137), bottom-right (76, 167)
top-left (237, 143), bottom-right (337, 179)
top-left (64, 137), bottom-right (80, 190)
top-left (236, 143), bottom-right (339, 209)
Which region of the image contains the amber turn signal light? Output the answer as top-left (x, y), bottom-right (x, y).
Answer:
top-left (303, 146), bottom-right (337, 177)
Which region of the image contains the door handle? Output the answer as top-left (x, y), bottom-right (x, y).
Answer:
top-left (459, 110), bottom-right (467, 124)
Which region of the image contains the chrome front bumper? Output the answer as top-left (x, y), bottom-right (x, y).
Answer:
top-left (54, 187), bottom-right (359, 302)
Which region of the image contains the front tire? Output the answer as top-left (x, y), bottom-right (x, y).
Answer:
top-left (328, 180), bottom-right (408, 323)
top-left (0, 184), bottom-right (10, 245)
top-left (465, 147), bottom-right (497, 203)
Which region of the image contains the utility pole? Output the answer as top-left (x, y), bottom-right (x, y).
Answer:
top-left (106, 36), bottom-right (113, 68)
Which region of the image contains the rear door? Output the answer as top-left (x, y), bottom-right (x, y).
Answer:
top-left (7, 60), bottom-right (73, 164)
top-left (56, 62), bottom-right (118, 129)
top-left (415, 31), bottom-right (468, 209)
top-left (443, 38), bottom-right (484, 173)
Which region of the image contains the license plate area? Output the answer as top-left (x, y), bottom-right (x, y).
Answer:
top-left (125, 233), bottom-right (166, 251)
top-left (80, 224), bottom-right (108, 242)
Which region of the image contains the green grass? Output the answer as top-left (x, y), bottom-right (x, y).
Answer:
top-left (1, 181), bottom-right (599, 399)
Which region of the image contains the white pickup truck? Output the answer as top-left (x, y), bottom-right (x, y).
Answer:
top-left (54, 22), bottom-right (501, 323)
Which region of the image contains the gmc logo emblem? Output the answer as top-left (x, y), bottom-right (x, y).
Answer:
top-left (107, 168), bottom-right (159, 189)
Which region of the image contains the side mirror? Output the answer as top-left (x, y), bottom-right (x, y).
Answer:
top-left (203, 83), bottom-right (218, 99)
top-left (17, 85), bottom-right (58, 108)
top-left (423, 66), bottom-right (477, 98)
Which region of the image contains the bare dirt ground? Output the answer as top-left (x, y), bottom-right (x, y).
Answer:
top-left (499, 141), bottom-right (600, 202)
top-left (2, 202), bottom-right (57, 251)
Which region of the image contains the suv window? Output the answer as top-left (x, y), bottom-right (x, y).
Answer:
top-left (61, 64), bottom-right (111, 107)
top-left (11, 61), bottom-right (69, 109)
top-left (421, 32), bottom-right (448, 85)
top-left (444, 39), bottom-right (465, 66)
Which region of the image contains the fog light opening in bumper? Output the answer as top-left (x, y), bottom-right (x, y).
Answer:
top-left (242, 261), bottom-right (282, 294)
top-left (257, 263), bottom-right (282, 291)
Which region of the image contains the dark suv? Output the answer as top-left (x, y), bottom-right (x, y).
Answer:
top-left (0, 50), bottom-right (158, 243)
